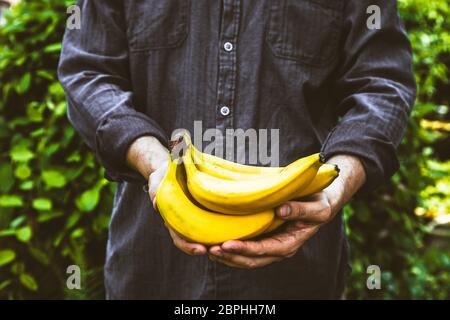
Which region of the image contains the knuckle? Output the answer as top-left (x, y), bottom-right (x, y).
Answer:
top-left (321, 205), bottom-right (332, 222)
top-left (256, 244), bottom-right (266, 256)
top-left (290, 203), bottom-right (303, 217)
top-left (255, 250), bottom-right (265, 257)
top-left (287, 233), bottom-right (298, 244)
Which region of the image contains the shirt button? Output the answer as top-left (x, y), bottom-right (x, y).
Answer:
top-left (220, 106), bottom-right (230, 116)
top-left (223, 42), bottom-right (233, 52)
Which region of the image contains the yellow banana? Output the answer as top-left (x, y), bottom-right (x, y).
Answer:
top-left (192, 144), bottom-right (339, 198)
top-left (192, 143), bottom-right (281, 175)
top-left (155, 155), bottom-right (274, 245)
top-left (294, 164), bottom-right (339, 198)
top-left (264, 217), bottom-right (285, 233)
top-left (263, 166), bottom-right (339, 234)
top-left (259, 164), bottom-right (339, 235)
top-left (192, 146), bottom-right (275, 180)
top-left (183, 145), bottom-right (322, 214)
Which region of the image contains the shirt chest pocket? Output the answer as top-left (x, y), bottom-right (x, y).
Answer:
top-left (266, 0), bottom-right (343, 66)
top-left (126, 0), bottom-right (189, 52)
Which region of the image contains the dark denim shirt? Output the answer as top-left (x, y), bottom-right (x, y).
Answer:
top-left (58, 0), bottom-right (415, 299)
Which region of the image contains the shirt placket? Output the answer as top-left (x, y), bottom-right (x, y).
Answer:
top-left (212, 0), bottom-right (241, 298)
top-left (215, 0), bottom-right (240, 147)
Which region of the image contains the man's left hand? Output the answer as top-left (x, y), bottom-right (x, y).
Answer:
top-left (209, 154), bottom-right (367, 269)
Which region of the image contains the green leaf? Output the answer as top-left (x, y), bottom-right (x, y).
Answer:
top-left (55, 101), bottom-right (67, 117)
top-left (67, 152), bottom-right (81, 163)
top-left (32, 198), bottom-right (52, 211)
top-left (19, 180), bottom-right (34, 190)
top-left (14, 163), bottom-right (31, 180)
top-left (42, 170), bottom-right (67, 188)
top-left (37, 210), bottom-right (63, 223)
top-left (36, 69), bottom-right (54, 80)
top-left (48, 82), bottom-right (65, 97)
top-left (26, 102), bottom-right (44, 122)
top-left (0, 229), bottom-right (16, 237)
top-left (53, 233), bottom-right (64, 248)
top-left (65, 212), bottom-right (81, 229)
top-left (0, 195), bottom-right (24, 207)
top-left (10, 215), bottom-right (26, 229)
top-left (11, 262), bottom-right (24, 275)
top-left (71, 228), bottom-right (84, 239)
top-left (30, 128), bottom-right (45, 137)
top-left (10, 144), bottom-right (34, 162)
top-left (0, 250), bottom-right (16, 266)
top-left (0, 280), bottom-right (11, 291)
top-left (76, 187), bottom-right (100, 212)
top-left (16, 72), bottom-right (31, 94)
top-left (42, 143), bottom-right (60, 158)
top-left (20, 273), bottom-right (38, 291)
top-left (44, 43), bottom-right (61, 53)
top-left (0, 163), bottom-right (14, 193)
top-left (16, 226), bottom-right (32, 242)
top-left (29, 247), bottom-right (49, 265)
top-left (14, 55), bottom-right (26, 67)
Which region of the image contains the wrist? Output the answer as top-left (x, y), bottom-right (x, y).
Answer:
top-left (126, 136), bottom-right (169, 179)
top-left (324, 154), bottom-right (366, 211)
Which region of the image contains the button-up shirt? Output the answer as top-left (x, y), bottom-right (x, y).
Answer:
top-left (58, 0), bottom-right (415, 299)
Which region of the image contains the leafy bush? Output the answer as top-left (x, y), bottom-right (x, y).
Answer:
top-left (0, 0), bottom-right (113, 299)
top-left (0, 0), bottom-right (448, 299)
top-left (345, 0), bottom-right (450, 299)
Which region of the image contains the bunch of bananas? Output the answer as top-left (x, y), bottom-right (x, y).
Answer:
top-left (155, 135), bottom-right (339, 245)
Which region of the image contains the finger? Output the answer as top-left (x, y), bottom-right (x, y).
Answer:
top-left (148, 161), bottom-right (169, 201)
top-left (209, 245), bottom-right (222, 256)
top-left (221, 224), bottom-right (320, 257)
top-left (167, 227), bottom-right (207, 256)
top-left (221, 229), bottom-right (298, 257)
top-left (152, 197), bottom-right (158, 211)
top-left (285, 222), bottom-right (320, 240)
top-left (209, 252), bottom-right (282, 269)
top-left (276, 197), bottom-right (332, 224)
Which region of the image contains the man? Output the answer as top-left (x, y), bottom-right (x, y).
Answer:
top-left (58, 0), bottom-right (415, 299)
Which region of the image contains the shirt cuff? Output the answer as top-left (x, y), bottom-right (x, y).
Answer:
top-left (95, 112), bottom-right (168, 183)
top-left (320, 121), bottom-right (399, 193)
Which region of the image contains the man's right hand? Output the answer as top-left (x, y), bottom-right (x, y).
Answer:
top-left (126, 136), bottom-right (207, 256)
top-left (148, 162), bottom-right (208, 256)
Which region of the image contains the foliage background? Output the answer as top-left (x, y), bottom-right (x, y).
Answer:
top-left (0, 0), bottom-right (449, 299)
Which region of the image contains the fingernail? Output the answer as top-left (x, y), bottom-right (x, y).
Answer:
top-left (213, 249), bottom-right (223, 257)
top-left (222, 242), bottom-right (238, 251)
top-left (192, 248), bottom-right (201, 255)
top-left (280, 205), bottom-right (291, 217)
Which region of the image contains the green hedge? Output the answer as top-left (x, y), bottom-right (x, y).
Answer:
top-left (0, 0), bottom-right (449, 299)
top-left (345, 0), bottom-right (450, 299)
top-left (0, 0), bottom-right (113, 299)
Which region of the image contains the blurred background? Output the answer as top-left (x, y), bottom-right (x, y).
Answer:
top-left (0, 0), bottom-right (449, 299)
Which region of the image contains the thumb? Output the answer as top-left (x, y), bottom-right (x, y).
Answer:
top-left (148, 160), bottom-right (169, 207)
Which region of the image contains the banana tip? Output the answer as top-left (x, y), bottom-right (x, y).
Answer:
top-left (334, 164), bottom-right (340, 173)
top-left (319, 153), bottom-right (326, 164)
top-left (168, 136), bottom-right (184, 152)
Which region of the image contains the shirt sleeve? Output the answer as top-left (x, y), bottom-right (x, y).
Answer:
top-left (321, 0), bottom-right (416, 192)
top-left (58, 0), bottom-right (168, 183)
